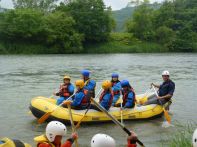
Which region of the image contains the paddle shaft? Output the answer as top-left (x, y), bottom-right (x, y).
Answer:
top-left (90, 98), bottom-right (145, 147)
top-left (37, 93), bottom-right (75, 124)
top-left (67, 104), bottom-right (79, 147)
top-left (120, 91), bottom-right (123, 124)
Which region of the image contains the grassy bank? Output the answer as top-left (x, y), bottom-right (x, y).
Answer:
top-left (84, 33), bottom-right (168, 53)
top-left (161, 122), bottom-right (196, 147)
top-left (1, 33), bottom-right (196, 54)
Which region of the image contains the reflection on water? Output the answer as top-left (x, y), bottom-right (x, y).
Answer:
top-left (0, 53), bottom-right (197, 147)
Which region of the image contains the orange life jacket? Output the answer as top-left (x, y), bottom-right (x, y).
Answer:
top-left (59, 84), bottom-right (71, 97)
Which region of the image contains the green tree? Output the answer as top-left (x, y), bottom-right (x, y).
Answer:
top-left (57, 0), bottom-right (114, 43)
top-left (12, 0), bottom-right (58, 11)
top-left (126, 0), bottom-right (154, 41)
top-left (43, 11), bottom-right (83, 53)
top-left (0, 9), bottom-right (45, 42)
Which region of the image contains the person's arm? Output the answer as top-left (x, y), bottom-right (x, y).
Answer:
top-left (124, 92), bottom-right (134, 108)
top-left (61, 133), bottom-right (78, 147)
top-left (151, 83), bottom-right (160, 88)
top-left (71, 93), bottom-right (84, 106)
top-left (54, 85), bottom-right (63, 96)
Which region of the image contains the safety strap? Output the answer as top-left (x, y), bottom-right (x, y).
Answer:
top-left (84, 79), bottom-right (90, 86)
top-left (12, 139), bottom-right (25, 147)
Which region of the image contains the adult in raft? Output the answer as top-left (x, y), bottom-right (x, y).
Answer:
top-left (54, 75), bottom-right (74, 105)
top-left (143, 70), bottom-right (175, 106)
top-left (64, 79), bottom-right (90, 110)
top-left (90, 80), bottom-right (113, 111)
top-left (90, 131), bottom-right (139, 147)
top-left (34, 121), bottom-right (77, 147)
top-left (111, 73), bottom-right (122, 106)
top-left (115, 80), bottom-right (136, 109)
top-left (81, 69), bottom-right (96, 98)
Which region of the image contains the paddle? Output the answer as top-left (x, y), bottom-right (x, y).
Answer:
top-left (37, 93), bottom-right (75, 124)
top-left (152, 86), bottom-right (171, 125)
top-left (120, 91), bottom-right (124, 125)
top-left (67, 103), bottom-right (79, 147)
top-left (90, 98), bottom-right (145, 147)
top-left (75, 88), bottom-right (102, 129)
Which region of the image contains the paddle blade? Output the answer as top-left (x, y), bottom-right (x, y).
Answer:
top-left (163, 109), bottom-right (171, 124)
top-left (37, 112), bottom-right (52, 124)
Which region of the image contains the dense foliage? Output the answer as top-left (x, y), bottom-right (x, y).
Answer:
top-left (0, 0), bottom-right (197, 53)
top-left (126, 0), bottom-right (197, 52)
top-left (57, 0), bottom-right (114, 43)
top-left (0, 0), bottom-right (114, 53)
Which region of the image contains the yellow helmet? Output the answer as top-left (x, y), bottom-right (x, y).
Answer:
top-left (102, 80), bottom-right (112, 90)
top-left (63, 75), bottom-right (71, 80)
top-left (75, 80), bottom-right (85, 89)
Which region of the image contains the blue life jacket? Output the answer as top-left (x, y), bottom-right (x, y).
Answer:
top-left (111, 80), bottom-right (121, 95)
top-left (99, 90), bottom-right (113, 110)
top-left (71, 89), bottom-right (88, 107)
top-left (84, 79), bottom-right (96, 91)
top-left (122, 88), bottom-right (135, 108)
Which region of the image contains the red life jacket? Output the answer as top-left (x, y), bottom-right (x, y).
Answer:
top-left (59, 84), bottom-right (71, 97)
top-left (111, 80), bottom-right (120, 95)
top-left (127, 140), bottom-right (137, 147)
top-left (99, 90), bottom-right (114, 108)
top-left (122, 87), bottom-right (136, 106)
top-left (80, 89), bottom-right (89, 106)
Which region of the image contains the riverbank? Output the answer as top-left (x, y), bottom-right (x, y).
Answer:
top-left (0, 33), bottom-right (196, 54)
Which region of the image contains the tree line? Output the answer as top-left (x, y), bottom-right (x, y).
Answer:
top-left (0, 0), bottom-right (196, 53)
top-left (126, 0), bottom-right (197, 52)
top-left (0, 0), bottom-right (114, 53)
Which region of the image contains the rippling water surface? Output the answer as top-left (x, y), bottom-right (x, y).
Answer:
top-left (0, 54), bottom-right (196, 147)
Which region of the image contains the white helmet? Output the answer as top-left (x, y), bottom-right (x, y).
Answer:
top-left (46, 121), bottom-right (67, 142)
top-left (162, 70), bottom-right (170, 76)
top-left (193, 129), bottom-right (197, 147)
top-left (91, 134), bottom-right (116, 147)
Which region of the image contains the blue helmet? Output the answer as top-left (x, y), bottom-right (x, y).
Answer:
top-left (111, 73), bottom-right (119, 78)
top-left (121, 80), bottom-right (130, 87)
top-left (81, 69), bottom-right (90, 77)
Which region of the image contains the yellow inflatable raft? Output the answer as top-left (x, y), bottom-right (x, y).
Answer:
top-left (29, 92), bottom-right (164, 124)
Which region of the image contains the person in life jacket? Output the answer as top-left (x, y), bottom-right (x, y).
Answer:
top-left (144, 70), bottom-right (175, 106)
top-left (91, 134), bottom-right (116, 147)
top-left (81, 69), bottom-right (96, 98)
top-left (111, 73), bottom-right (122, 106)
top-left (127, 131), bottom-right (138, 147)
top-left (193, 128), bottom-right (197, 147)
top-left (115, 80), bottom-right (135, 109)
top-left (0, 137), bottom-right (31, 147)
top-left (54, 75), bottom-right (74, 105)
top-left (34, 121), bottom-right (77, 147)
top-left (64, 79), bottom-right (90, 110)
top-left (90, 80), bottom-right (113, 111)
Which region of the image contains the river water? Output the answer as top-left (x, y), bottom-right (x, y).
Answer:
top-left (0, 54), bottom-right (197, 147)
